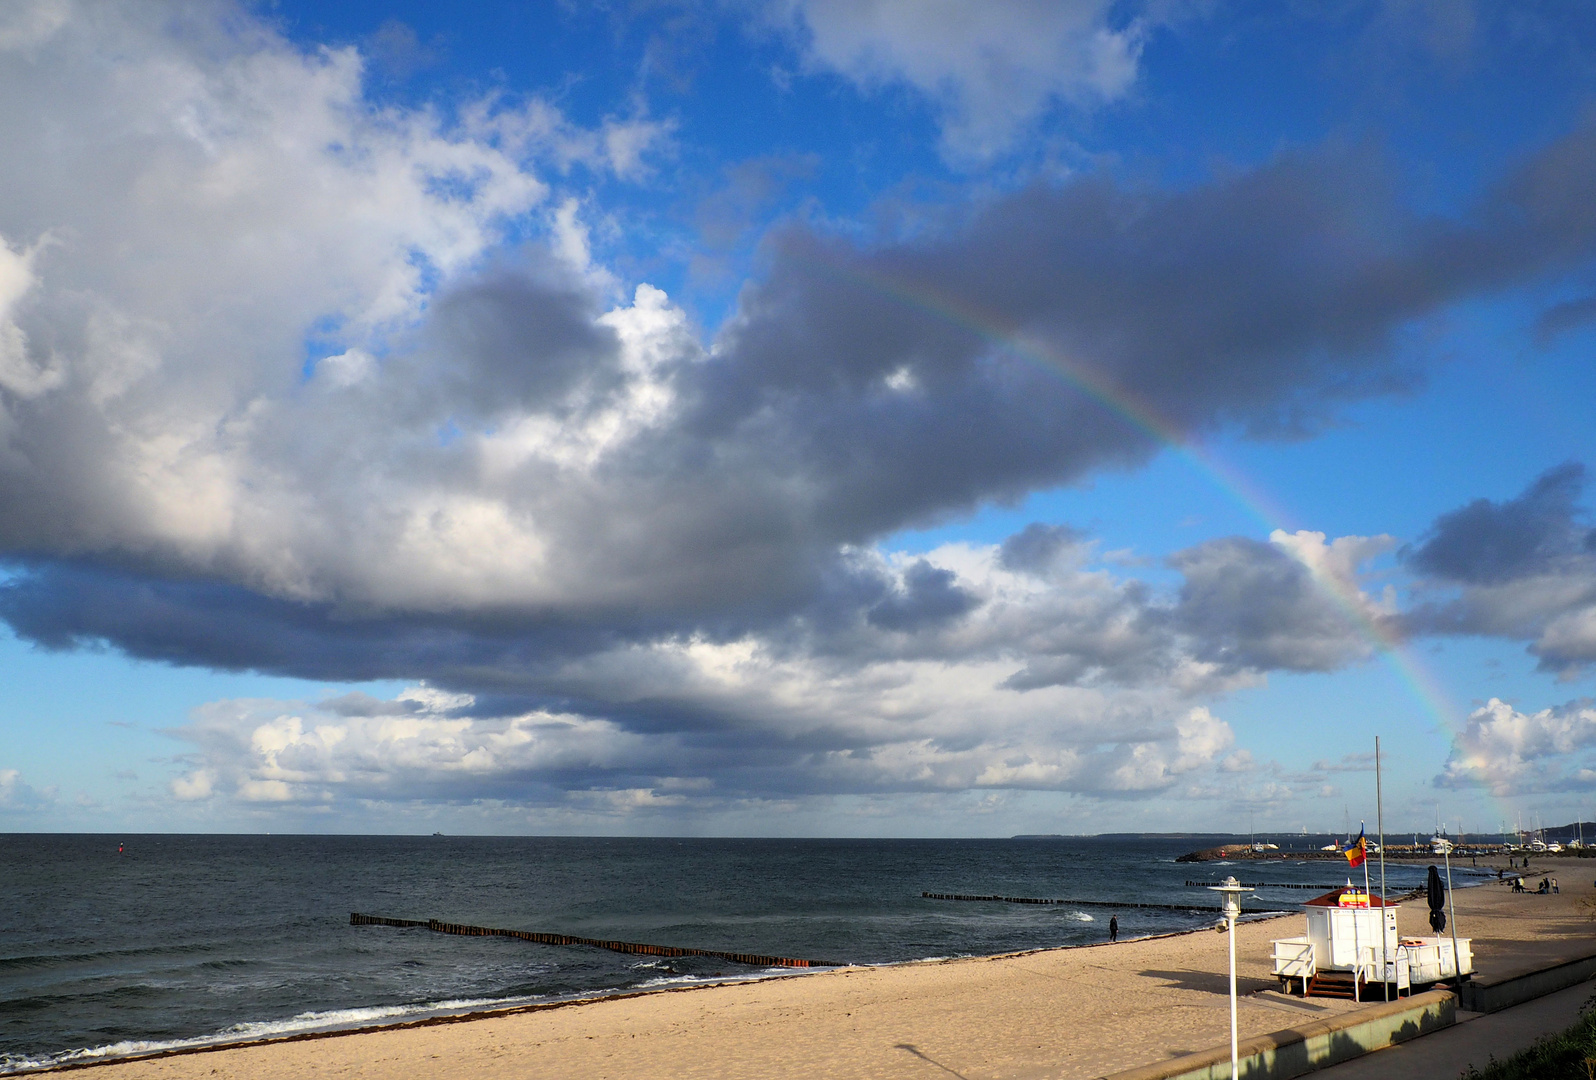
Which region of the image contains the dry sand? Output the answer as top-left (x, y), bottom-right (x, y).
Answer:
top-left (57, 861), bottom-right (1596, 1080)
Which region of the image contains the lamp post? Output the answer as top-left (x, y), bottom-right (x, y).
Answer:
top-left (1438, 834), bottom-right (1462, 994)
top-left (1210, 876), bottom-right (1248, 1080)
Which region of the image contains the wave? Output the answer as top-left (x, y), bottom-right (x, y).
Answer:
top-left (0, 996), bottom-right (538, 1074)
top-left (0, 941), bottom-right (219, 972)
top-left (0, 969), bottom-right (816, 1074)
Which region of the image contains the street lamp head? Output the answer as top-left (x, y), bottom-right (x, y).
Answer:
top-left (1208, 874), bottom-right (1247, 921)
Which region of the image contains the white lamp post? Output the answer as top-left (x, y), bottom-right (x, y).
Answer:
top-left (1209, 876), bottom-right (1248, 1080)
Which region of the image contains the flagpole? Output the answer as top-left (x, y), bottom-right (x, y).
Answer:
top-left (1349, 864), bottom-right (1360, 1004)
top-left (1445, 834), bottom-right (1462, 996)
top-left (1376, 738), bottom-right (1388, 1001)
top-left (1360, 821), bottom-right (1373, 999)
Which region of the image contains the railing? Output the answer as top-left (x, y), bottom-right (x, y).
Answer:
top-left (1355, 944), bottom-right (1412, 997)
top-left (1272, 937), bottom-right (1315, 995)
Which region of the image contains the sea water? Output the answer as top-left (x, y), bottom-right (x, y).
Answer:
top-left (0, 833), bottom-right (1450, 1072)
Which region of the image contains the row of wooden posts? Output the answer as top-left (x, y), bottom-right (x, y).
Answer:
top-left (920, 891), bottom-right (1283, 915)
top-left (350, 912), bottom-right (842, 969)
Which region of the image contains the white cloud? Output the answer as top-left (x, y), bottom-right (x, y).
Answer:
top-left (0, 233), bottom-right (61, 399)
top-left (768, 0), bottom-right (1146, 160)
top-left (1271, 529), bottom-right (1400, 622)
top-left (1440, 696), bottom-right (1596, 794)
top-left (314, 347), bottom-right (376, 389)
top-left (167, 685), bottom-right (663, 806)
top-left (461, 93), bottom-right (674, 182)
top-left (0, 0), bottom-right (665, 599)
top-left (170, 768), bottom-right (215, 801)
top-left (601, 115), bottom-right (675, 181)
top-left (0, 0), bottom-right (67, 51)
top-left (159, 542), bottom-right (1260, 814)
top-left (0, 766), bottom-right (55, 810)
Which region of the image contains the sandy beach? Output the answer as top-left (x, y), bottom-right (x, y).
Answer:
top-left (58, 863), bottom-right (1596, 1080)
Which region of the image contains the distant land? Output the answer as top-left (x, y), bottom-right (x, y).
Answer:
top-left (1010, 833), bottom-right (1237, 840)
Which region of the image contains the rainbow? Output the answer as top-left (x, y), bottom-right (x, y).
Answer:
top-left (818, 254), bottom-right (1474, 810)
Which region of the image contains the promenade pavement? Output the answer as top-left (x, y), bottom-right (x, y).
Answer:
top-left (1312, 977), bottom-right (1594, 1078)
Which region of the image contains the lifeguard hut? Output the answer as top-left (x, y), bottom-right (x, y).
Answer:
top-left (1270, 884), bottom-right (1472, 999)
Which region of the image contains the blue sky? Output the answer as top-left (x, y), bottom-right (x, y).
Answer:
top-left (2, 0), bottom-right (1596, 836)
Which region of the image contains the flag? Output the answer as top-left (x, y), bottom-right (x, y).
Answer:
top-left (1345, 826), bottom-right (1368, 869)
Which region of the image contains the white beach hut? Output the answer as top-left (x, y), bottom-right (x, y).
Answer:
top-left (1270, 884), bottom-right (1471, 999)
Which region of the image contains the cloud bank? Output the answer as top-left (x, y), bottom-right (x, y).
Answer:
top-left (5, 2), bottom-right (1596, 818)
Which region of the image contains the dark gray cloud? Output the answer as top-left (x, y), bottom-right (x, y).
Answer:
top-left (663, 123), bottom-right (1596, 565)
top-left (14, 120), bottom-right (1596, 659)
top-left (418, 262), bottom-right (625, 417)
top-left (1401, 464), bottom-right (1596, 675)
top-left (1169, 536), bottom-right (1383, 673)
top-left (1405, 462), bottom-right (1592, 584)
top-left (1533, 294), bottom-right (1596, 346)
top-left (865, 559), bottom-right (977, 631)
top-left (998, 523), bottom-right (1086, 575)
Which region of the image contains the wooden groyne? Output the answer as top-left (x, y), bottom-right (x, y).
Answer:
top-left (920, 892), bottom-right (1287, 915)
top-left (350, 912), bottom-right (842, 969)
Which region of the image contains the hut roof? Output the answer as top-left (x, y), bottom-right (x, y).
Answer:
top-left (1303, 885), bottom-right (1398, 907)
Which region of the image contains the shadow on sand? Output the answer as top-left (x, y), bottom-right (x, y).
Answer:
top-left (1139, 968), bottom-right (1276, 995)
top-left (894, 1043), bottom-right (971, 1078)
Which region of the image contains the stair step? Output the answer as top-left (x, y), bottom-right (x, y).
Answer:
top-left (1307, 973), bottom-right (1362, 999)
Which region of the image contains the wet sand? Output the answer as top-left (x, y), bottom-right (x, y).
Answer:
top-left (58, 863), bottom-right (1596, 1080)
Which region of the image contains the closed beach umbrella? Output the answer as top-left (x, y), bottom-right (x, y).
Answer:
top-left (1427, 865), bottom-right (1446, 933)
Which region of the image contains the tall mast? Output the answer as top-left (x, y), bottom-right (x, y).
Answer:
top-left (1376, 736), bottom-right (1388, 1002)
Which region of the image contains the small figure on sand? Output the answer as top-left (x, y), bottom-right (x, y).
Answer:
top-left (1108, 916), bottom-right (1118, 943)
top-left (1552, 878), bottom-right (1559, 894)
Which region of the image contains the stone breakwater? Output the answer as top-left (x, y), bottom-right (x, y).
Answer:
top-left (1176, 846), bottom-right (1344, 863)
top-left (1176, 843), bottom-right (1517, 863)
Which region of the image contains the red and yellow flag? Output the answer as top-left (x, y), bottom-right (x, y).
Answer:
top-left (1344, 826), bottom-right (1367, 869)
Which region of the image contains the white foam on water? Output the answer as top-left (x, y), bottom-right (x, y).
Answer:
top-left (1067, 911), bottom-right (1095, 922)
top-left (0, 996), bottom-right (546, 1074)
top-left (633, 973), bottom-right (715, 989)
top-left (0, 969), bottom-right (828, 1075)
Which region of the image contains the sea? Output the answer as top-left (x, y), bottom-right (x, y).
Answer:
top-left (1, 833), bottom-right (1464, 1073)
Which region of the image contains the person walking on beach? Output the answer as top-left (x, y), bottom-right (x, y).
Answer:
top-left (1108, 916), bottom-right (1118, 943)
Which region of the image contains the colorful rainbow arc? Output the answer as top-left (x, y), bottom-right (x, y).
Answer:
top-left (817, 255), bottom-right (1474, 811)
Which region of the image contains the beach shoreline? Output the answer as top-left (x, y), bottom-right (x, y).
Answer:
top-left (17, 914), bottom-right (1297, 1076)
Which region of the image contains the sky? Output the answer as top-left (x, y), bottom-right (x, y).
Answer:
top-left (2, 0), bottom-right (1596, 838)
